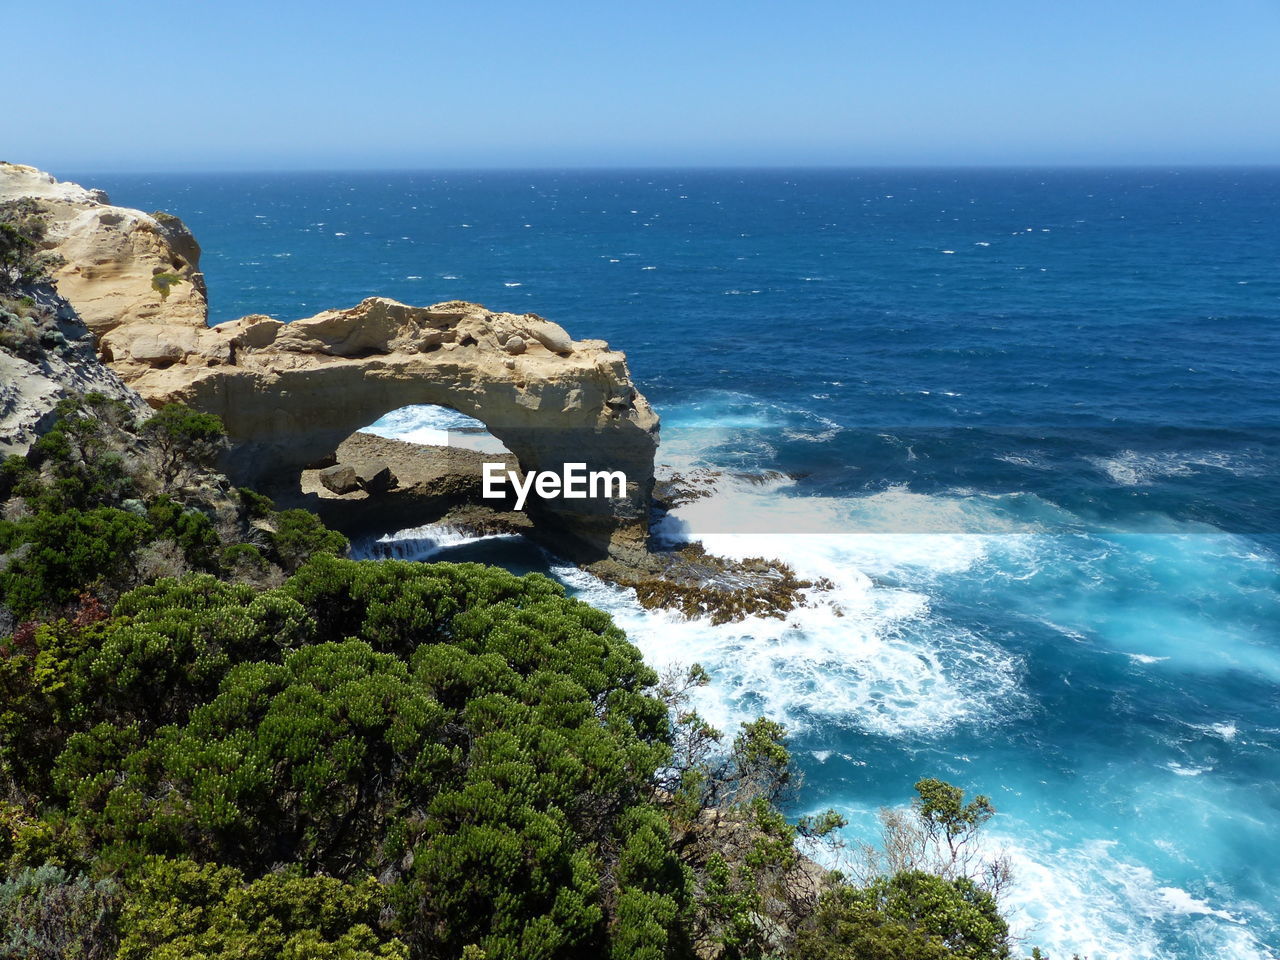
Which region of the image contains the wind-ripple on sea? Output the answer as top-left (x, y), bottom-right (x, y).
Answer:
top-left (84, 167), bottom-right (1280, 959)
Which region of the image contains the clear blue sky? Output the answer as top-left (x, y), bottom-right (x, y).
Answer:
top-left (13, 0), bottom-right (1280, 171)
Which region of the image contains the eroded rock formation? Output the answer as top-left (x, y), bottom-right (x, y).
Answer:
top-left (0, 285), bottom-right (150, 457)
top-left (3, 166), bottom-right (659, 561)
top-left (0, 162), bottom-right (207, 334)
top-left (132, 298), bottom-right (659, 559)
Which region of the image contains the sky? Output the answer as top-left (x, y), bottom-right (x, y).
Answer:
top-left (10, 0), bottom-right (1280, 171)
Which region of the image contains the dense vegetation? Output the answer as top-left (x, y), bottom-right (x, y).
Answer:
top-left (1, 194), bottom-right (1052, 958)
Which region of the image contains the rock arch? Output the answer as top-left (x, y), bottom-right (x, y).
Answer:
top-left (2, 166), bottom-right (660, 561)
top-left (118, 298), bottom-right (660, 561)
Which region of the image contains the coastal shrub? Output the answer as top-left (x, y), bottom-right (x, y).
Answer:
top-left (146, 497), bottom-right (222, 573)
top-left (793, 872), bottom-right (1011, 960)
top-left (0, 576), bottom-right (314, 795)
top-left (6, 558), bottom-right (687, 958)
top-left (0, 311), bottom-right (42, 360)
top-left (0, 507), bottom-right (151, 616)
top-left (115, 857), bottom-right (406, 960)
top-left (0, 864), bottom-right (121, 960)
top-left (19, 397), bottom-right (139, 513)
top-left (0, 198), bottom-right (64, 292)
top-left (0, 397), bottom-right (352, 617)
top-left (141, 403), bottom-right (226, 488)
top-left (268, 509), bottom-right (349, 571)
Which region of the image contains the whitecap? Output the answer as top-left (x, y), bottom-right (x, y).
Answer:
top-left (1157, 887), bottom-right (1241, 923)
top-left (359, 523), bottom-right (522, 563)
top-left (1166, 762), bottom-right (1211, 776)
top-left (986, 836), bottom-right (1268, 960)
top-left (359, 404), bottom-right (512, 455)
top-left (1126, 653), bottom-right (1170, 665)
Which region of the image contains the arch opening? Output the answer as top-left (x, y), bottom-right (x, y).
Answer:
top-left (360, 404), bottom-right (514, 457)
top-left (295, 402), bottom-right (529, 546)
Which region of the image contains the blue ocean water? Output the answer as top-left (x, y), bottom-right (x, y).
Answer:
top-left (82, 168), bottom-right (1280, 959)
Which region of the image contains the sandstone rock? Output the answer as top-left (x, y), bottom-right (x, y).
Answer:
top-left (224, 315), bottom-right (284, 349)
top-left (318, 464), bottom-right (361, 494)
top-left (356, 461), bottom-right (397, 494)
top-left (0, 163), bottom-right (208, 335)
top-left (522, 318), bottom-right (574, 354)
top-left (103, 325), bottom-right (200, 366)
top-left (10, 167), bottom-right (661, 562)
top-left (503, 335), bottom-right (526, 355)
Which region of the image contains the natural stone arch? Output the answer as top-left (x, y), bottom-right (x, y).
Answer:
top-left (1, 167), bottom-right (659, 562)
top-left (119, 299), bottom-right (660, 561)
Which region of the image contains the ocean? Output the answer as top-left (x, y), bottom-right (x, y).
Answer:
top-left (79, 167), bottom-right (1280, 959)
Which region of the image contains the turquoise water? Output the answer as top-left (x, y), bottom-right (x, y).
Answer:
top-left (82, 169), bottom-right (1280, 958)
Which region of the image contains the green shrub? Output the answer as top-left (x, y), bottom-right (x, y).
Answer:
top-left (0, 863), bottom-right (121, 960)
top-left (268, 510), bottom-right (349, 572)
top-left (0, 198), bottom-right (64, 291)
top-left (14, 558), bottom-right (683, 959)
top-left (115, 857), bottom-right (406, 960)
top-left (141, 404), bottom-right (226, 488)
top-left (794, 872), bottom-right (1011, 960)
top-left (0, 507), bottom-right (151, 616)
top-left (20, 397), bottom-right (139, 513)
top-left (146, 497), bottom-right (223, 573)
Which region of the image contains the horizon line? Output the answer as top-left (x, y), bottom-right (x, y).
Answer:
top-left (51, 161), bottom-right (1280, 178)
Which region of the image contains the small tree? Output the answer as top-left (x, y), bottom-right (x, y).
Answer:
top-left (913, 778), bottom-right (995, 865)
top-left (852, 779), bottom-right (1013, 902)
top-left (141, 404), bottom-right (226, 489)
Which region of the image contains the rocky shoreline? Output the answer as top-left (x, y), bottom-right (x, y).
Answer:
top-left (285, 432), bottom-right (818, 623)
top-left (1, 162), bottom-right (813, 624)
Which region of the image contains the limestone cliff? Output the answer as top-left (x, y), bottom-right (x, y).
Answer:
top-left (3, 166), bottom-right (659, 561)
top-left (0, 162), bottom-right (207, 334)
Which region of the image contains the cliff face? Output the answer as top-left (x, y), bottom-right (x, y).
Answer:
top-left (0, 163), bottom-right (207, 334)
top-left (2, 166), bottom-right (659, 561)
top-left (0, 284), bottom-right (150, 457)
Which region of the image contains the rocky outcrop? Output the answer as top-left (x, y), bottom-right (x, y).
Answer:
top-left (0, 284), bottom-right (149, 457)
top-left (4, 166), bottom-right (659, 562)
top-left (0, 163), bottom-right (207, 335)
top-left (120, 298), bottom-right (659, 560)
top-left (299, 432), bottom-right (527, 537)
